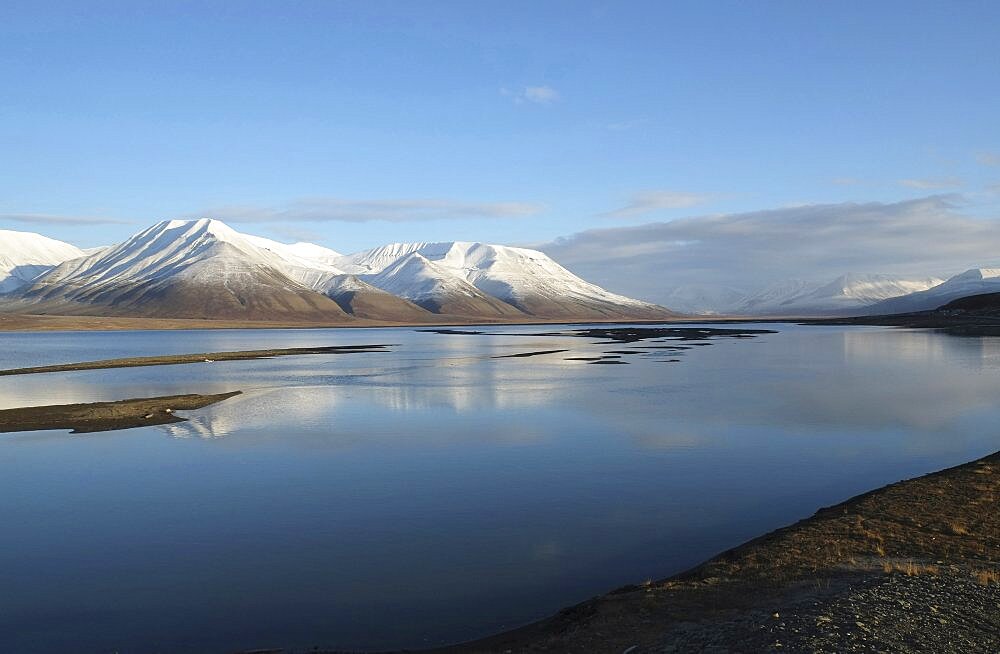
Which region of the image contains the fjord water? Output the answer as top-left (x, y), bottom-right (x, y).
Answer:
top-left (2, 324), bottom-right (999, 652)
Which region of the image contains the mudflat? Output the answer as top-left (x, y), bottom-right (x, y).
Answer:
top-left (443, 450), bottom-right (1000, 653)
top-left (0, 344), bottom-right (391, 376)
top-left (0, 391), bottom-right (242, 433)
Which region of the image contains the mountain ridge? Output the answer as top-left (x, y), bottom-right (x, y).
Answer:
top-left (862, 268), bottom-right (1000, 315)
top-left (0, 229), bottom-right (86, 293)
top-left (0, 219), bottom-right (675, 323)
top-left (730, 273), bottom-right (945, 317)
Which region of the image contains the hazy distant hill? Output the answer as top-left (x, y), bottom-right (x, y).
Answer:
top-left (732, 273), bottom-right (944, 316)
top-left (863, 268), bottom-right (1000, 315)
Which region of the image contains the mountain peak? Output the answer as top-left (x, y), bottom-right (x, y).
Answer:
top-left (0, 230), bottom-right (85, 293)
top-left (734, 273), bottom-right (945, 316)
top-left (156, 218), bottom-right (241, 240)
top-left (953, 267), bottom-right (1000, 282)
top-left (4, 220), bottom-right (670, 322)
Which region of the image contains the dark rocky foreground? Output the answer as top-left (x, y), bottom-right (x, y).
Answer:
top-left (650, 569), bottom-right (1000, 653)
top-left (434, 451), bottom-right (1000, 653)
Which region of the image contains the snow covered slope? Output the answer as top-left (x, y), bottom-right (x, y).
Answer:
top-left (241, 233), bottom-right (346, 290)
top-left (339, 241), bottom-right (672, 319)
top-left (0, 230), bottom-right (86, 293)
top-left (3, 220), bottom-right (672, 322)
top-left (733, 274), bottom-right (944, 316)
top-left (365, 251), bottom-right (525, 316)
top-left (16, 219), bottom-right (349, 320)
top-left (864, 268), bottom-right (1000, 315)
top-left (319, 274), bottom-right (434, 321)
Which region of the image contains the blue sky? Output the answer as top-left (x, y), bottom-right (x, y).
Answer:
top-left (2, 1), bottom-right (999, 290)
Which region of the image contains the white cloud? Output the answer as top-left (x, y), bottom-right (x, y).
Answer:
top-left (539, 195), bottom-right (1000, 306)
top-left (267, 225), bottom-right (327, 244)
top-left (976, 152), bottom-right (1000, 167)
top-left (601, 190), bottom-right (711, 218)
top-left (899, 177), bottom-right (963, 189)
top-left (606, 119), bottom-right (647, 131)
top-left (502, 85), bottom-right (560, 105)
top-left (524, 86), bottom-right (559, 104)
top-left (189, 197), bottom-right (543, 224)
top-left (0, 213), bottom-right (132, 226)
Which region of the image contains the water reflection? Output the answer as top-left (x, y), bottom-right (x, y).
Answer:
top-left (3, 324), bottom-right (1000, 652)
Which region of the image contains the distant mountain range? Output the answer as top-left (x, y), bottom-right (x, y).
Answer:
top-left (0, 219), bottom-right (673, 323)
top-left (731, 273), bottom-right (946, 317)
top-left (6, 219), bottom-right (1000, 322)
top-left (663, 269), bottom-right (1000, 317)
top-left (859, 268), bottom-right (1000, 315)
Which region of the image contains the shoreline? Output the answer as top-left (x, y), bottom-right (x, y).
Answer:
top-left (420, 449), bottom-right (1000, 652)
top-left (7, 318), bottom-right (999, 650)
top-left (0, 313), bottom-right (687, 333)
top-left (4, 309), bottom-right (999, 336)
top-left (0, 312), bottom-right (792, 334)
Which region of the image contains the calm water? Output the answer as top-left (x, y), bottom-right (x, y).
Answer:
top-left (2, 323), bottom-right (1000, 652)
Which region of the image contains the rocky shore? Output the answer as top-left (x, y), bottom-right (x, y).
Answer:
top-left (434, 450), bottom-right (1000, 653)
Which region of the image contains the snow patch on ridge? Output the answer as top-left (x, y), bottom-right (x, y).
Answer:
top-left (732, 273), bottom-right (945, 316)
top-left (0, 229), bottom-right (86, 293)
top-left (7, 219), bottom-right (668, 319)
top-left (865, 268), bottom-right (1000, 314)
top-left (338, 240), bottom-right (661, 312)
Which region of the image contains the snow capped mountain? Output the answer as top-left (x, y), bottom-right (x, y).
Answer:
top-left (733, 273), bottom-right (944, 316)
top-left (278, 241), bottom-right (343, 264)
top-left (2, 219), bottom-right (670, 322)
top-left (819, 273), bottom-right (944, 302)
top-left (339, 241), bottom-right (672, 319)
top-left (241, 233), bottom-right (346, 290)
top-left (0, 229), bottom-right (86, 293)
top-left (364, 251), bottom-right (523, 316)
top-left (865, 268), bottom-right (1000, 315)
top-left (15, 219), bottom-right (349, 320)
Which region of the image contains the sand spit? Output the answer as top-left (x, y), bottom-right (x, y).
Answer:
top-left (0, 391), bottom-right (242, 433)
top-left (0, 344), bottom-right (392, 377)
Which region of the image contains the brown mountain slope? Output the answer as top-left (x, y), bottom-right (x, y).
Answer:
top-left (322, 275), bottom-right (436, 321)
top-left (16, 262), bottom-right (352, 322)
